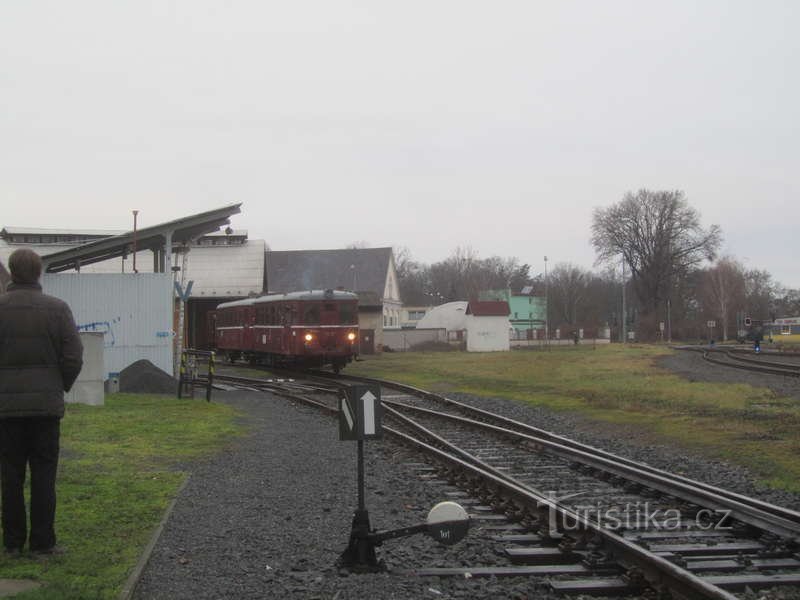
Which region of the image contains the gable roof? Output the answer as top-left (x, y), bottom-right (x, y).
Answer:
top-left (266, 248), bottom-right (393, 298)
top-left (467, 300), bottom-right (510, 317)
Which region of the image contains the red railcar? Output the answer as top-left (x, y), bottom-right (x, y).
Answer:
top-left (213, 289), bottom-right (359, 372)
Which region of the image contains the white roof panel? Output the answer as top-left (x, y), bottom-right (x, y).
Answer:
top-left (183, 240), bottom-right (265, 297)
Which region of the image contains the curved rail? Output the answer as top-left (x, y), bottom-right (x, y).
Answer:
top-left (701, 351), bottom-right (800, 377)
top-left (382, 416), bottom-right (739, 600)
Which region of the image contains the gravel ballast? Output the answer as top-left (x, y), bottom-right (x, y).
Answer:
top-left (120, 360), bottom-right (177, 394)
top-left (657, 349), bottom-right (800, 401)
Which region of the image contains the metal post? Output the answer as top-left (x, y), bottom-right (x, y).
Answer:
top-left (177, 351), bottom-right (186, 398)
top-left (544, 255), bottom-right (549, 349)
top-left (667, 298), bottom-right (672, 343)
top-left (357, 439), bottom-right (365, 511)
top-left (132, 210), bottom-right (139, 273)
top-left (207, 351), bottom-right (214, 402)
top-left (621, 257), bottom-right (627, 344)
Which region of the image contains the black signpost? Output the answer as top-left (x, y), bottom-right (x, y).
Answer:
top-left (337, 384), bottom-right (470, 573)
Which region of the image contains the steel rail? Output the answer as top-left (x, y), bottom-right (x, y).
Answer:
top-left (381, 422), bottom-right (738, 600)
top-left (384, 399), bottom-right (800, 540)
top-left (722, 351), bottom-right (800, 373)
top-left (702, 351), bottom-right (800, 377)
top-left (213, 373), bottom-right (339, 414)
top-left (323, 371), bottom-right (800, 533)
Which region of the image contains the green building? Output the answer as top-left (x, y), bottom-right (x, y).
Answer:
top-left (479, 289), bottom-right (546, 338)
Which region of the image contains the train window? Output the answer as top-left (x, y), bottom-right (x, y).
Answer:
top-left (340, 303), bottom-right (357, 325)
top-left (324, 303), bottom-right (335, 311)
top-left (303, 304), bottom-right (321, 325)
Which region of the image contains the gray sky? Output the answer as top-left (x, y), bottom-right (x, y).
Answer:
top-left (2, 1), bottom-right (798, 287)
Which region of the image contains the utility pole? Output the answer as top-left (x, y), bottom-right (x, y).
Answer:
top-left (621, 257), bottom-right (627, 344)
top-left (132, 210), bottom-right (139, 273)
top-left (544, 256), bottom-right (549, 349)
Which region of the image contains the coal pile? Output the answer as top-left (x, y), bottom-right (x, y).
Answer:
top-left (119, 359), bottom-right (177, 394)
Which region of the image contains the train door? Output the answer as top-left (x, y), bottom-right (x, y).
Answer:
top-left (242, 306), bottom-right (254, 350)
top-left (280, 302), bottom-right (293, 353)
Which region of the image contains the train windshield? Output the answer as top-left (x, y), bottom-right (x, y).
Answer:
top-left (300, 301), bottom-right (358, 325)
top-left (339, 302), bottom-right (357, 325)
top-left (303, 304), bottom-right (321, 325)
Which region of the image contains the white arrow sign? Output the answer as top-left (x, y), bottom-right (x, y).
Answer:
top-left (362, 390), bottom-right (376, 435)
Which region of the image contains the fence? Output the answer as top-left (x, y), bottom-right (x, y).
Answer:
top-left (382, 328), bottom-right (447, 351)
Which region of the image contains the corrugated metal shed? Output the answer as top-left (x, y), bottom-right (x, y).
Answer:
top-left (42, 273), bottom-right (173, 378)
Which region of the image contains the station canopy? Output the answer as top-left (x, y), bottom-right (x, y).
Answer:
top-left (40, 204), bottom-right (242, 273)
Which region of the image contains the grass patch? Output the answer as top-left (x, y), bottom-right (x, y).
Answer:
top-left (347, 345), bottom-right (800, 493)
top-left (0, 393), bottom-right (241, 599)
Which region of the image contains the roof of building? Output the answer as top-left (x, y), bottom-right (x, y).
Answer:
top-left (39, 203), bottom-right (242, 273)
top-left (266, 247), bottom-right (393, 298)
top-left (467, 300), bottom-right (510, 317)
top-left (217, 289), bottom-right (359, 309)
top-left (1, 226), bottom-right (124, 237)
top-left (416, 301), bottom-right (469, 331)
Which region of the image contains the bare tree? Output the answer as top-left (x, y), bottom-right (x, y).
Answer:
top-left (592, 190), bottom-right (722, 331)
top-left (744, 268), bottom-right (777, 320)
top-left (549, 263), bottom-right (591, 326)
top-left (701, 257), bottom-right (746, 341)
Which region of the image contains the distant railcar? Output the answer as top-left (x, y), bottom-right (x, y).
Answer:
top-left (212, 289), bottom-right (359, 372)
top-left (763, 317), bottom-right (800, 343)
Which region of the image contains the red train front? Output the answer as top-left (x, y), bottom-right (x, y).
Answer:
top-left (213, 289), bottom-right (359, 373)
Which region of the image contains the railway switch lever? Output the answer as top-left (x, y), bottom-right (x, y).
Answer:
top-left (338, 501), bottom-right (470, 573)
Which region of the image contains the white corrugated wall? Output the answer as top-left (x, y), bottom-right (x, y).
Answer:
top-left (42, 273), bottom-right (173, 378)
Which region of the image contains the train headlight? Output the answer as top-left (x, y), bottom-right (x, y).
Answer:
top-left (347, 332), bottom-right (356, 341)
top-left (305, 333), bottom-right (313, 342)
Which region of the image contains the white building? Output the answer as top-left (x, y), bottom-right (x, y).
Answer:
top-left (465, 301), bottom-right (511, 352)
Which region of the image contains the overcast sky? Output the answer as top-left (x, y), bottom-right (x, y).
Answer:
top-left (2, 1), bottom-right (798, 287)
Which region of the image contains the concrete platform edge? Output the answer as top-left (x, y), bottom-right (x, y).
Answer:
top-left (118, 477), bottom-right (190, 600)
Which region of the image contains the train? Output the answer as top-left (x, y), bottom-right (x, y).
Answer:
top-left (211, 289), bottom-right (359, 372)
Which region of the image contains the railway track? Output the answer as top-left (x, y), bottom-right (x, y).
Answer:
top-left (675, 346), bottom-right (800, 377)
top-left (213, 368), bottom-right (800, 599)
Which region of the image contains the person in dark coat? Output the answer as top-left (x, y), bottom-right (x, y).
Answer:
top-left (0, 249), bottom-right (83, 555)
